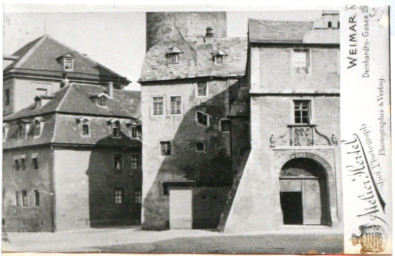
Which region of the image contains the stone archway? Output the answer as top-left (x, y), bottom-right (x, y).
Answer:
top-left (279, 158), bottom-right (332, 226)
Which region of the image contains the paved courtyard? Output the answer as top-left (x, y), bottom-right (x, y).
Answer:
top-left (2, 226), bottom-right (343, 253)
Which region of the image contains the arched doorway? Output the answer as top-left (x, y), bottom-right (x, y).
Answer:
top-left (279, 158), bottom-right (331, 226)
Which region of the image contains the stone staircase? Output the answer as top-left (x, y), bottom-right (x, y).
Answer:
top-left (217, 149), bottom-right (250, 232)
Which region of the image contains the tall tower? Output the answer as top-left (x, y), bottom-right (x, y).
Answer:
top-left (146, 12), bottom-right (227, 51)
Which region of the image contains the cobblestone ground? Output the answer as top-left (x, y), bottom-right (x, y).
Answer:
top-left (2, 226), bottom-right (343, 254)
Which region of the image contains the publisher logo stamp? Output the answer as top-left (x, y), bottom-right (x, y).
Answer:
top-left (352, 225), bottom-right (387, 253)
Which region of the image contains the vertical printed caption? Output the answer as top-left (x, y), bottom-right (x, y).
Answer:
top-left (341, 5), bottom-right (391, 254)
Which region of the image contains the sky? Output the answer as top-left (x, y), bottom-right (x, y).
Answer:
top-left (3, 6), bottom-right (326, 90)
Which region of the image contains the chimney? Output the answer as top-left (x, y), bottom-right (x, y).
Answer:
top-left (34, 97), bottom-right (42, 109)
top-left (107, 82), bottom-right (114, 97)
top-left (60, 73), bottom-right (70, 88)
top-left (204, 27), bottom-right (214, 44)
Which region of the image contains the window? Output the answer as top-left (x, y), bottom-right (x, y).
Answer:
top-left (14, 159), bottom-right (20, 171)
top-left (22, 190), bottom-right (27, 206)
top-left (134, 189), bottom-right (142, 204)
top-left (63, 57), bottom-right (73, 71)
top-left (167, 53), bottom-right (179, 64)
top-left (294, 100), bottom-right (310, 124)
top-left (293, 50), bottom-right (309, 74)
top-left (114, 188), bottom-right (123, 204)
top-left (215, 55), bottom-right (224, 64)
top-left (153, 97), bottom-right (164, 115)
top-left (114, 155), bottom-right (122, 172)
top-left (5, 89), bottom-right (10, 106)
top-left (34, 190), bottom-right (40, 206)
top-left (170, 96), bottom-right (181, 114)
top-left (112, 121), bottom-right (121, 137)
top-left (196, 142), bottom-right (206, 152)
top-left (196, 111), bottom-right (209, 126)
top-left (220, 120), bottom-right (231, 132)
top-left (32, 157), bottom-right (39, 169)
top-left (34, 121), bottom-right (41, 137)
top-left (328, 21), bottom-right (332, 28)
top-left (18, 124), bottom-right (25, 139)
top-left (81, 119), bottom-right (90, 136)
top-left (97, 96), bottom-right (107, 107)
top-left (36, 88), bottom-right (47, 96)
top-left (130, 126), bottom-right (137, 138)
top-left (197, 82), bottom-right (208, 97)
top-left (20, 157), bottom-right (26, 170)
top-left (160, 141), bottom-right (171, 156)
top-left (15, 191), bottom-right (21, 206)
top-left (131, 155), bottom-right (139, 170)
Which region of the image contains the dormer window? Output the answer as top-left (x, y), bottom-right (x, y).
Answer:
top-left (18, 123), bottom-right (25, 139)
top-left (213, 49), bottom-right (227, 64)
top-left (166, 46), bottom-right (182, 64)
top-left (58, 53), bottom-right (75, 71)
top-left (98, 96), bottom-right (107, 107)
top-left (33, 120), bottom-right (41, 137)
top-left (110, 120), bottom-right (121, 137)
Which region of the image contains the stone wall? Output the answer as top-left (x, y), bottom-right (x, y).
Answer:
top-left (141, 78), bottom-right (240, 229)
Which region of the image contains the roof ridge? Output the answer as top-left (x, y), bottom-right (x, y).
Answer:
top-left (46, 36), bottom-right (129, 82)
top-left (13, 35), bottom-right (48, 69)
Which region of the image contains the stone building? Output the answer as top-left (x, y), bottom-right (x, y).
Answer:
top-left (222, 11), bottom-right (342, 233)
top-left (3, 82), bottom-right (142, 232)
top-left (140, 11), bottom-right (342, 234)
top-left (140, 14), bottom-right (247, 229)
top-left (3, 35), bottom-right (130, 116)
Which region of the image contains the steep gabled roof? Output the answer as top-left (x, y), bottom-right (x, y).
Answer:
top-left (248, 19), bottom-right (313, 44)
top-left (4, 83), bottom-right (141, 121)
top-left (140, 33), bottom-right (247, 82)
top-left (4, 35), bottom-right (130, 86)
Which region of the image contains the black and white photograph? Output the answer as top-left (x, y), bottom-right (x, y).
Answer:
top-left (1, 4), bottom-right (391, 255)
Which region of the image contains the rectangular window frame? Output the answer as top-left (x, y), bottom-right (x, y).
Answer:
top-left (14, 158), bottom-right (20, 171)
top-left (219, 119), bottom-right (231, 133)
top-left (31, 155), bottom-right (39, 170)
top-left (160, 141), bottom-right (172, 156)
top-left (196, 111), bottom-right (210, 127)
top-left (196, 82), bottom-right (208, 97)
top-left (114, 188), bottom-right (123, 204)
top-left (20, 156), bottom-right (26, 171)
top-left (22, 190), bottom-right (28, 206)
top-left (36, 88), bottom-right (48, 96)
top-left (293, 100), bottom-right (312, 125)
top-left (15, 191), bottom-right (21, 206)
top-left (170, 96), bottom-right (182, 115)
top-left (152, 96), bottom-right (165, 116)
top-left (293, 49), bottom-right (310, 74)
top-left (34, 190), bottom-right (40, 206)
top-left (131, 154), bottom-right (139, 170)
top-left (134, 189), bottom-right (142, 204)
top-left (114, 154), bottom-right (123, 173)
top-left (195, 142), bottom-right (206, 152)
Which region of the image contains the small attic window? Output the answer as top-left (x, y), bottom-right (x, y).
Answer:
top-left (97, 96), bottom-right (107, 107)
top-left (213, 49), bottom-right (227, 64)
top-left (166, 46), bottom-right (182, 64)
top-left (64, 57), bottom-right (73, 71)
